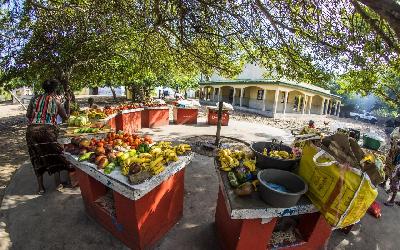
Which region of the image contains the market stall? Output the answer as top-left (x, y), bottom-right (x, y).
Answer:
top-left (207, 106), bottom-right (230, 126)
top-left (214, 147), bottom-right (332, 250)
top-left (173, 106), bottom-right (198, 125)
top-left (141, 106), bottom-right (170, 128)
top-left (63, 133), bottom-right (193, 249)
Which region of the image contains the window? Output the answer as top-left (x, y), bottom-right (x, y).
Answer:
top-left (257, 90), bottom-right (264, 100)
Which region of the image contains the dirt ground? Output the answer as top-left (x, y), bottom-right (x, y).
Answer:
top-left (0, 102), bottom-right (29, 203)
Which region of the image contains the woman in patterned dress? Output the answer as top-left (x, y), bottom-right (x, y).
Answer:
top-left (26, 79), bottom-right (72, 194)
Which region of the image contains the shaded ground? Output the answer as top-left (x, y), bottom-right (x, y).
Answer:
top-left (0, 102), bottom-right (29, 204)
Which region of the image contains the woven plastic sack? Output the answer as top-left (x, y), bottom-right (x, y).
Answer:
top-left (298, 144), bottom-right (378, 228)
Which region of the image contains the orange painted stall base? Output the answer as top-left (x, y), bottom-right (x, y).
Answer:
top-left (75, 167), bottom-right (185, 250)
top-left (215, 188), bottom-right (332, 250)
top-left (207, 108), bottom-right (230, 126)
top-left (141, 107), bottom-right (170, 128)
top-left (173, 107), bottom-right (198, 125)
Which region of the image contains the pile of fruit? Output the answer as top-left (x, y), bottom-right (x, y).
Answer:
top-left (262, 148), bottom-right (298, 159)
top-left (143, 102), bottom-right (167, 107)
top-left (87, 108), bottom-right (107, 120)
top-left (218, 148), bottom-right (258, 196)
top-left (102, 104), bottom-right (143, 115)
top-left (68, 115), bottom-right (90, 127)
top-left (64, 132), bottom-right (192, 184)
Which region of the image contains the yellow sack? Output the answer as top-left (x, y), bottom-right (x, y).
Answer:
top-left (298, 144), bottom-right (378, 228)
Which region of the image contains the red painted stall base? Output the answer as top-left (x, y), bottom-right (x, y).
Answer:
top-left (173, 107), bottom-right (198, 125)
top-left (75, 167), bottom-right (185, 250)
top-left (141, 108), bottom-right (169, 128)
top-left (215, 189), bottom-right (331, 250)
top-left (208, 109), bottom-right (230, 126)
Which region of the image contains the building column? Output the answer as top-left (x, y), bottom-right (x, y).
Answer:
top-left (283, 91), bottom-right (289, 115)
top-left (308, 96), bottom-right (313, 115)
top-left (326, 99), bottom-right (331, 115)
top-left (301, 95), bottom-right (307, 114)
top-left (273, 89), bottom-right (280, 114)
top-left (320, 98), bottom-right (325, 115)
top-left (239, 88), bottom-right (244, 107)
top-left (211, 88), bottom-right (216, 101)
top-left (262, 89), bottom-right (267, 111)
top-left (232, 88), bottom-right (236, 106)
top-left (218, 88), bottom-right (222, 102)
top-left (337, 101), bottom-right (341, 117)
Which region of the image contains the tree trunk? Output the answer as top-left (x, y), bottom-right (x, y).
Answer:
top-left (109, 85), bottom-right (117, 100)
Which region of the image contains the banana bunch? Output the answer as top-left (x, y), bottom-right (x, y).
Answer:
top-left (243, 159), bottom-right (256, 171)
top-left (149, 156), bottom-right (165, 175)
top-left (151, 141), bottom-right (191, 156)
top-left (218, 149), bottom-right (240, 171)
top-left (175, 144), bottom-right (191, 155)
top-left (268, 150), bottom-right (291, 159)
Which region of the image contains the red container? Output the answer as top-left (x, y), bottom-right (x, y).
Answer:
top-left (75, 167), bottom-right (185, 250)
top-left (141, 107), bottom-right (170, 128)
top-left (173, 107), bottom-right (198, 125)
top-left (115, 109), bottom-right (142, 134)
top-left (207, 108), bottom-right (230, 126)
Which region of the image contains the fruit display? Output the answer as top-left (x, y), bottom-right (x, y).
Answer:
top-left (87, 108), bottom-right (107, 119)
top-left (68, 115), bottom-right (90, 127)
top-left (73, 127), bottom-right (100, 134)
top-left (217, 148), bottom-right (258, 196)
top-left (102, 103), bottom-right (143, 115)
top-left (143, 102), bottom-right (167, 107)
top-left (64, 132), bottom-right (191, 184)
top-left (262, 148), bottom-right (298, 159)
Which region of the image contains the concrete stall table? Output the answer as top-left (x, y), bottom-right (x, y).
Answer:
top-left (215, 169), bottom-right (332, 250)
top-left (173, 106), bottom-right (198, 125)
top-left (207, 106), bottom-right (230, 126)
top-left (65, 153), bottom-right (193, 249)
top-left (141, 106), bottom-right (170, 128)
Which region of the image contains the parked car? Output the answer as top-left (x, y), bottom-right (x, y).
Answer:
top-left (349, 111), bottom-right (378, 124)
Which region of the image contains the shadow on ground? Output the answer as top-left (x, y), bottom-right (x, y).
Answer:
top-left (1, 155), bottom-right (219, 250)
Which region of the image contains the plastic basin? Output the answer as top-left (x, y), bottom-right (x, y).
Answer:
top-left (250, 141), bottom-right (300, 171)
top-left (257, 169), bottom-right (308, 208)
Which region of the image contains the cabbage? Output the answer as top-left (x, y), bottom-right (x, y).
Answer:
top-left (68, 116), bottom-right (77, 126)
top-left (74, 116), bottom-right (88, 127)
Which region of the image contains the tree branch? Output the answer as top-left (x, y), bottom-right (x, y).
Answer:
top-left (352, 0), bottom-right (400, 53)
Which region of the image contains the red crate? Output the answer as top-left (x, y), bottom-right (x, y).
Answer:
top-left (75, 167), bottom-right (185, 250)
top-left (173, 107), bottom-right (198, 125)
top-left (208, 109), bottom-right (230, 126)
top-left (141, 108), bottom-right (169, 128)
top-left (215, 188), bottom-right (332, 250)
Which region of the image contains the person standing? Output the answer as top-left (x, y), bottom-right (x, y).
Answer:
top-left (26, 79), bottom-right (72, 194)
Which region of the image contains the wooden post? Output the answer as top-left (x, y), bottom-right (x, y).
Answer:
top-left (215, 101), bottom-right (223, 147)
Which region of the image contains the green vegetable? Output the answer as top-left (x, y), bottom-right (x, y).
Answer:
top-left (235, 171), bottom-right (247, 183)
top-left (104, 162), bottom-right (116, 174)
top-left (78, 152), bottom-right (94, 161)
top-left (228, 172), bottom-right (239, 187)
top-left (138, 143), bottom-right (150, 153)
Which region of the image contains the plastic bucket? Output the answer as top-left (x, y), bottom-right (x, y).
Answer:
top-left (257, 169), bottom-right (308, 208)
top-left (250, 141), bottom-right (300, 171)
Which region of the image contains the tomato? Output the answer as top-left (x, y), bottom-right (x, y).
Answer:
top-left (97, 142), bottom-right (104, 147)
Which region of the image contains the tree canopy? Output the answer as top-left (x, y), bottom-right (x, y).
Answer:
top-left (1, 0), bottom-right (400, 107)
